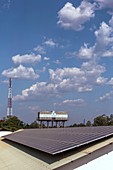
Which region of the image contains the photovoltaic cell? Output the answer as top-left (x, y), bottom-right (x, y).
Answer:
top-left (4, 126), bottom-right (113, 155)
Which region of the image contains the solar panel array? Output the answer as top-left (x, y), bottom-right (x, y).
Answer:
top-left (4, 126), bottom-right (113, 155)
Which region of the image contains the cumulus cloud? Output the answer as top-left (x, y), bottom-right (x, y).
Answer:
top-left (12, 53), bottom-right (41, 64)
top-left (75, 17), bottom-right (113, 60)
top-left (96, 77), bottom-right (107, 85)
top-left (2, 65), bottom-right (39, 79)
top-left (34, 45), bottom-right (46, 54)
top-left (98, 91), bottom-right (113, 101)
top-left (57, 1), bottom-right (96, 31)
top-left (57, 0), bottom-right (113, 32)
top-left (102, 48), bottom-right (113, 57)
top-left (95, 22), bottom-right (113, 51)
top-left (95, 0), bottom-right (113, 9)
top-left (107, 78), bottom-right (113, 85)
top-left (43, 39), bottom-right (57, 47)
top-left (77, 43), bottom-right (95, 59)
top-left (91, 21), bottom-right (113, 58)
top-left (49, 61), bottom-right (106, 92)
top-left (109, 16), bottom-right (113, 27)
top-left (34, 38), bottom-right (57, 55)
top-left (43, 57), bottom-right (50, 61)
top-left (13, 82), bottom-right (57, 101)
top-left (13, 61), bottom-right (107, 101)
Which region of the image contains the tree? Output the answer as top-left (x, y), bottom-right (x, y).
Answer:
top-left (77, 123), bottom-right (85, 127)
top-left (86, 120), bottom-right (91, 127)
top-left (1, 116), bottom-right (25, 132)
top-left (29, 121), bottom-right (40, 128)
top-left (70, 123), bottom-right (77, 127)
top-left (110, 114), bottom-right (113, 121)
top-left (93, 115), bottom-right (108, 126)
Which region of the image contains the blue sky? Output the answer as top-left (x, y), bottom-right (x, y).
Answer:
top-left (1, 0), bottom-right (113, 124)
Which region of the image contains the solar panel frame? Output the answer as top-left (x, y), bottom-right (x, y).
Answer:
top-left (4, 126), bottom-right (113, 155)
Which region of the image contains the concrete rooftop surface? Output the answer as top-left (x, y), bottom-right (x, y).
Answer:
top-left (1, 127), bottom-right (113, 170)
top-left (0, 138), bottom-right (51, 170)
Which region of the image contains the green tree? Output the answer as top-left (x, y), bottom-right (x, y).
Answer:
top-left (29, 121), bottom-right (39, 128)
top-left (70, 123), bottom-right (77, 127)
top-left (77, 123), bottom-right (85, 127)
top-left (86, 120), bottom-right (91, 127)
top-left (110, 114), bottom-right (113, 121)
top-left (1, 116), bottom-right (25, 132)
top-left (93, 115), bottom-right (108, 126)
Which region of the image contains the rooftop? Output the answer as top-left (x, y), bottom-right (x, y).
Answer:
top-left (4, 126), bottom-right (113, 155)
top-left (1, 126), bottom-right (113, 170)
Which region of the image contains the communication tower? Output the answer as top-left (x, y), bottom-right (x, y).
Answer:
top-left (7, 78), bottom-right (13, 117)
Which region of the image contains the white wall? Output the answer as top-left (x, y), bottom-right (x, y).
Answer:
top-left (75, 151), bottom-right (113, 170)
top-left (0, 131), bottom-right (12, 137)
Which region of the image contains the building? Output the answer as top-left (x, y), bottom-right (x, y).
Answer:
top-left (1, 126), bottom-right (113, 169)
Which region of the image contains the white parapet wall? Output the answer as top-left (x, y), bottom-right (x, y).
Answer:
top-left (0, 131), bottom-right (12, 137)
top-left (75, 151), bottom-right (113, 170)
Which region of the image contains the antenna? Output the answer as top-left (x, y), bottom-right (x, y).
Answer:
top-left (7, 78), bottom-right (13, 117)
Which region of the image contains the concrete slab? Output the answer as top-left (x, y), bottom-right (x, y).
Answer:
top-left (0, 139), bottom-right (51, 170)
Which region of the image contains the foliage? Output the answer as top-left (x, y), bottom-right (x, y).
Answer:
top-left (70, 114), bottom-right (113, 127)
top-left (70, 123), bottom-right (85, 127)
top-left (1, 113), bottom-right (113, 131)
top-left (0, 117), bottom-right (41, 131)
top-left (25, 121), bottom-right (40, 129)
top-left (70, 123), bottom-right (77, 127)
top-left (1, 116), bottom-right (25, 132)
top-left (77, 123), bottom-right (85, 127)
top-left (86, 120), bottom-right (91, 127)
top-left (93, 114), bottom-right (109, 126)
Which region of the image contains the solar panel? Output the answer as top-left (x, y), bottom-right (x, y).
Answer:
top-left (4, 126), bottom-right (113, 155)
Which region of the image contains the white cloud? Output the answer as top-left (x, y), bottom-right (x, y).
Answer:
top-left (94, 21), bottom-right (113, 58)
top-left (12, 53), bottom-right (41, 64)
top-left (13, 61), bottom-right (107, 101)
top-left (95, 22), bottom-right (113, 50)
top-left (57, 1), bottom-right (96, 31)
top-left (75, 17), bottom-right (113, 60)
top-left (2, 65), bottom-right (39, 79)
top-left (33, 38), bottom-right (57, 55)
top-left (77, 43), bottom-right (94, 59)
top-left (95, 0), bottom-right (113, 9)
top-left (62, 99), bottom-right (86, 107)
top-left (53, 60), bottom-right (61, 64)
top-left (49, 67), bottom-right (84, 83)
top-left (13, 82), bottom-right (57, 101)
top-left (96, 76), bottom-right (107, 85)
top-left (109, 15), bottom-right (113, 27)
top-left (98, 91), bottom-right (113, 101)
top-left (43, 39), bottom-right (57, 47)
top-left (34, 45), bottom-right (46, 54)
top-left (102, 49), bottom-right (113, 57)
top-left (107, 78), bottom-right (113, 85)
top-left (49, 61), bottom-right (106, 92)
top-left (43, 57), bottom-right (50, 61)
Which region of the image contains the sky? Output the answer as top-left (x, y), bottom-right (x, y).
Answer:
top-left (0, 0), bottom-right (113, 124)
